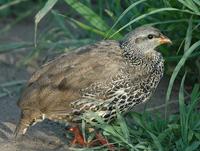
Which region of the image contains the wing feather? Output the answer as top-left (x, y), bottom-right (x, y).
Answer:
top-left (18, 40), bottom-right (124, 114)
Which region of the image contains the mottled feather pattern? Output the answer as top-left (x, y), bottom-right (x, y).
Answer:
top-left (15, 26), bottom-right (171, 136)
top-left (70, 53), bottom-right (164, 122)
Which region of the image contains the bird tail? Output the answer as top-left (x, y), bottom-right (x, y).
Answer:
top-left (14, 110), bottom-right (35, 138)
top-left (14, 119), bottom-right (26, 138)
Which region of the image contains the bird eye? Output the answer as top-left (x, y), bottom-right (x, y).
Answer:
top-left (148, 34), bottom-right (153, 39)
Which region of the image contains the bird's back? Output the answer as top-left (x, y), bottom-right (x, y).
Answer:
top-left (15, 40), bottom-right (126, 135)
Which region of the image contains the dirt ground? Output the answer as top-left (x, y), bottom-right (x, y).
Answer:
top-left (0, 21), bottom-right (180, 151)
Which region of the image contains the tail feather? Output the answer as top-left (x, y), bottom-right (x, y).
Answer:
top-left (14, 110), bottom-right (38, 138)
top-left (14, 117), bottom-right (30, 138)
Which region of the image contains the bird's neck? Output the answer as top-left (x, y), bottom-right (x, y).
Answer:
top-left (120, 42), bottom-right (163, 73)
top-left (120, 41), bottom-right (145, 65)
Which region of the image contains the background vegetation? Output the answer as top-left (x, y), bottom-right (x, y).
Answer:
top-left (0, 0), bottom-right (200, 150)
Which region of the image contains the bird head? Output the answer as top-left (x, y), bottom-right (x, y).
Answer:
top-left (121, 26), bottom-right (172, 52)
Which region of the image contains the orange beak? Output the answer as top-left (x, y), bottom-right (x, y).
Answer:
top-left (159, 35), bottom-right (172, 45)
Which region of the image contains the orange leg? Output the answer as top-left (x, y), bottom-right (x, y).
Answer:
top-left (92, 132), bottom-right (115, 151)
top-left (67, 126), bottom-right (115, 151)
top-left (68, 127), bottom-right (85, 146)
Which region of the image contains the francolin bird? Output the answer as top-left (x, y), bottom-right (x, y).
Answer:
top-left (15, 26), bottom-right (171, 145)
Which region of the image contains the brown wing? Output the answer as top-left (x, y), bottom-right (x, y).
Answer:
top-left (18, 40), bottom-right (124, 114)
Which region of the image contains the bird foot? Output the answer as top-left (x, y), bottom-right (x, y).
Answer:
top-left (68, 127), bottom-right (85, 146)
top-left (88, 132), bottom-right (115, 151)
top-left (67, 127), bottom-right (115, 151)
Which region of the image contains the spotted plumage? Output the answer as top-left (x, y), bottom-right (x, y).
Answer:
top-left (15, 26), bottom-right (171, 136)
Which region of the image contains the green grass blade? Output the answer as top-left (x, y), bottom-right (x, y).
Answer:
top-left (109, 7), bottom-right (200, 38)
top-left (109, 8), bottom-right (179, 38)
top-left (107, 0), bottom-right (146, 37)
top-left (179, 73), bottom-right (187, 144)
top-left (70, 18), bottom-right (108, 37)
top-left (178, 0), bottom-right (199, 13)
top-left (186, 85), bottom-right (200, 128)
top-left (184, 16), bottom-right (193, 52)
top-left (193, 0), bottom-right (200, 6)
top-left (0, 80), bottom-right (26, 87)
top-left (0, 0), bottom-right (27, 11)
top-left (148, 132), bottom-right (164, 151)
top-left (0, 42), bottom-right (32, 53)
top-left (165, 51), bottom-right (200, 62)
top-left (131, 112), bottom-right (163, 151)
top-left (34, 0), bottom-right (58, 47)
top-left (64, 0), bottom-right (109, 31)
top-left (0, 9), bottom-right (34, 35)
top-left (51, 10), bottom-right (74, 38)
top-left (116, 112), bottom-right (131, 145)
top-left (185, 141), bottom-right (200, 151)
top-left (165, 40), bottom-right (200, 118)
top-left (81, 120), bottom-right (86, 143)
top-left (147, 19), bottom-right (191, 26)
top-left (186, 0), bottom-right (199, 13)
top-left (35, 0), bottom-right (58, 25)
top-left (83, 111), bottom-right (133, 148)
top-left (190, 84), bottom-right (200, 101)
